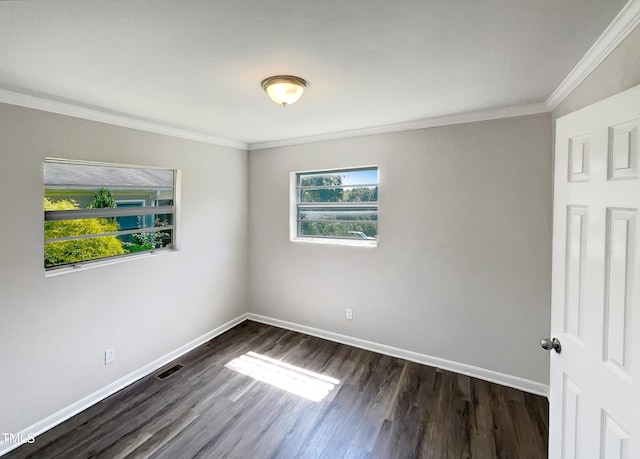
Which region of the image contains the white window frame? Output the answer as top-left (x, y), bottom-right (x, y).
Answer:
top-left (290, 165), bottom-right (379, 247)
top-left (44, 158), bottom-right (181, 275)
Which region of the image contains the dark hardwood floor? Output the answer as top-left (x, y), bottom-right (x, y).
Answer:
top-left (6, 321), bottom-right (548, 458)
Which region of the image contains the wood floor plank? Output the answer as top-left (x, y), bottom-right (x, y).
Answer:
top-left (6, 321), bottom-right (548, 459)
top-left (469, 379), bottom-right (499, 459)
top-left (371, 362), bottom-right (437, 459)
top-left (423, 370), bottom-right (472, 459)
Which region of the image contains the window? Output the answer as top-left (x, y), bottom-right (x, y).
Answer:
top-left (44, 159), bottom-right (177, 270)
top-left (293, 166), bottom-right (378, 244)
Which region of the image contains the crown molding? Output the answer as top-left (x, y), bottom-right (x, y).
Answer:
top-left (248, 102), bottom-right (549, 151)
top-left (546, 0), bottom-right (640, 110)
top-left (0, 88), bottom-right (248, 150)
top-left (0, 86), bottom-right (548, 152)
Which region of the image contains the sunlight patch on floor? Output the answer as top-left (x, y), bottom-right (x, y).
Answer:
top-left (225, 351), bottom-right (340, 402)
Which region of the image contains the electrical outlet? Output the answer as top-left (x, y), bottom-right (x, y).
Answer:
top-left (105, 348), bottom-right (115, 365)
top-left (346, 308), bottom-right (353, 320)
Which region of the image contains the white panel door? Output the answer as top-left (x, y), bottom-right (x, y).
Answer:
top-left (550, 84), bottom-right (640, 458)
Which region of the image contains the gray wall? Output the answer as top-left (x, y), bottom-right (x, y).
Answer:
top-left (554, 24), bottom-right (640, 119)
top-left (0, 103), bottom-right (248, 436)
top-left (248, 114), bottom-right (553, 385)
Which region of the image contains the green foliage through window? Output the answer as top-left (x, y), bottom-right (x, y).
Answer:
top-left (121, 217), bottom-right (171, 253)
top-left (89, 188), bottom-right (116, 209)
top-left (296, 167), bottom-right (378, 241)
top-left (44, 198), bottom-right (125, 268)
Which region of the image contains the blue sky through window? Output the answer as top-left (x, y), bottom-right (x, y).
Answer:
top-left (340, 168), bottom-right (378, 186)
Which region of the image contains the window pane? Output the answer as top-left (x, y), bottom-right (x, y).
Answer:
top-left (44, 230), bottom-right (173, 268)
top-left (115, 201), bottom-right (145, 231)
top-left (45, 162), bottom-right (174, 188)
top-left (298, 168), bottom-right (377, 188)
top-left (298, 206), bottom-right (377, 222)
top-left (121, 229), bottom-right (173, 254)
top-left (45, 213), bottom-right (173, 237)
top-left (45, 216), bottom-right (120, 239)
top-left (45, 235), bottom-right (127, 268)
top-left (115, 213), bottom-right (173, 231)
top-left (298, 186), bottom-right (377, 203)
top-left (298, 222), bottom-right (377, 239)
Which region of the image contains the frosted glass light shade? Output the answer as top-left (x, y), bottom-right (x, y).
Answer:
top-left (261, 75), bottom-right (308, 107)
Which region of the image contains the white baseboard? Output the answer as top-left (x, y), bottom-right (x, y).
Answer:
top-left (0, 313), bottom-right (249, 457)
top-left (246, 313), bottom-right (549, 398)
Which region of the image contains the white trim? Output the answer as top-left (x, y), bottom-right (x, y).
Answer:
top-left (248, 103), bottom-right (550, 150)
top-left (246, 313), bottom-right (550, 397)
top-left (45, 156), bottom-right (178, 171)
top-left (44, 247), bottom-right (176, 278)
top-left (546, 0), bottom-right (640, 110)
top-left (0, 88), bottom-right (247, 150)
top-left (290, 237), bottom-right (378, 247)
top-left (0, 313), bottom-right (250, 457)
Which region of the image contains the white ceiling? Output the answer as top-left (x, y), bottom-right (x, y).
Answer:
top-left (0, 0), bottom-right (629, 146)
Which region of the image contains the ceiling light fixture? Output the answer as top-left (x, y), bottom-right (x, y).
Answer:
top-left (261, 75), bottom-right (309, 107)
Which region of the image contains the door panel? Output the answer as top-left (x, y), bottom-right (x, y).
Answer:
top-left (561, 374), bottom-right (582, 459)
top-left (564, 206), bottom-right (588, 341)
top-left (603, 208), bottom-right (635, 380)
top-left (601, 411), bottom-right (629, 459)
top-left (550, 84), bottom-right (640, 458)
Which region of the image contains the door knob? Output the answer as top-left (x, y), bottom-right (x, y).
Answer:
top-left (540, 337), bottom-right (561, 353)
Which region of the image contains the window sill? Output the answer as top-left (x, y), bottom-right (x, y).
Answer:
top-left (290, 237), bottom-right (377, 248)
top-left (44, 248), bottom-right (176, 277)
